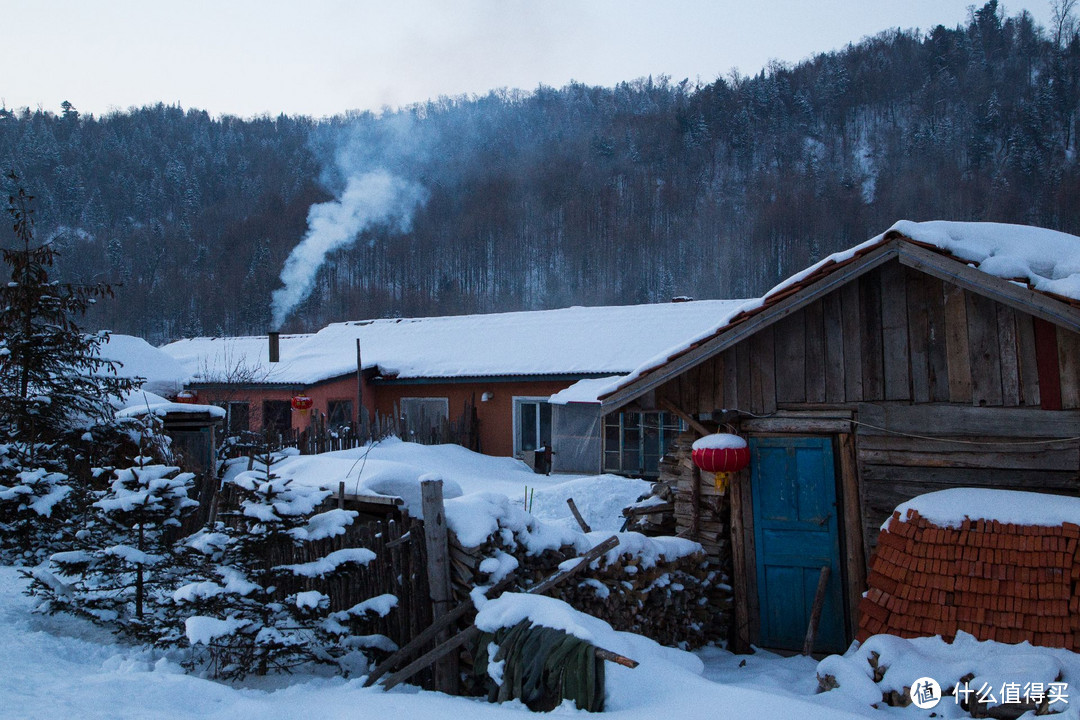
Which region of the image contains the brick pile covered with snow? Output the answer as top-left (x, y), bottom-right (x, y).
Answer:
top-left (860, 488), bottom-right (1080, 650)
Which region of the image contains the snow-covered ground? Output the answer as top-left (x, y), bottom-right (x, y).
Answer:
top-left (245, 437), bottom-right (651, 529)
top-left (8, 440), bottom-right (1080, 718)
top-left (0, 565), bottom-right (876, 720)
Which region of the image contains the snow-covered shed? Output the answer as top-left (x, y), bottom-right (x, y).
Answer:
top-left (98, 334), bottom-right (224, 502)
top-left (572, 221), bottom-right (1080, 654)
top-left (160, 301), bottom-right (747, 474)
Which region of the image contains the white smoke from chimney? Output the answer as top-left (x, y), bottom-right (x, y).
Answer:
top-left (270, 169), bottom-right (427, 329)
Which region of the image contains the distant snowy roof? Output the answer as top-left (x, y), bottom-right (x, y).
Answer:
top-left (97, 334), bottom-right (191, 397)
top-left (161, 301), bottom-right (749, 386)
top-left (566, 220), bottom-right (1080, 405)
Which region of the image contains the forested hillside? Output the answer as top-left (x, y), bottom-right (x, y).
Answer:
top-left (2, 1), bottom-right (1079, 342)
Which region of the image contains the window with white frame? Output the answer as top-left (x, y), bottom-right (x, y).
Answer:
top-left (603, 411), bottom-right (682, 476)
top-left (513, 397), bottom-right (552, 456)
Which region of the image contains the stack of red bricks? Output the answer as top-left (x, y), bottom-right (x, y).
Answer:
top-left (858, 508), bottom-right (1080, 649)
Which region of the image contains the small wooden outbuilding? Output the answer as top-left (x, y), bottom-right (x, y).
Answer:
top-left (594, 222), bottom-right (1080, 653)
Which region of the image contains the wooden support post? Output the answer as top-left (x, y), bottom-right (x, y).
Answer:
top-left (728, 468), bottom-right (751, 652)
top-left (659, 398), bottom-right (711, 437)
top-left (421, 479), bottom-right (457, 694)
top-left (566, 497), bottom-right (592, 533)
top-left (802, 565), bottom-right (831, 656)
top-left (338, 481), bottom-right (345, 509)
top-left (690, 465), bottom-right (702, 540)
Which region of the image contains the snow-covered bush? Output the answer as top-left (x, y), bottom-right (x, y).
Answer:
top-left (173, 447), bottom-right (379, 679)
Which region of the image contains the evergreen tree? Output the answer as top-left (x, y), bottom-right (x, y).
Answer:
top-left (29, 423), bottom-right (199, 642)
top-left (174, 444), bottom-right (375, 679)
top-left (0, 174), bottom-right (140, 561)
top-left (0, 174), bottom-right (138, 452)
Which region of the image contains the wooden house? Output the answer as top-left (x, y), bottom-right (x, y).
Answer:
top-left (160, 301), bottom-right (746, 474)
top-left (576, 221), bottom-right (1080, 653)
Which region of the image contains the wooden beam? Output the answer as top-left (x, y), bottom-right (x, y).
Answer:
top-left (837, 432), bottom-right (866, 642)
top-left (728, 468), bottom-right (751, 652)
top-left (896, 242), bottom-right (1080, 335)
top-left (659, 398), bottom-right (711, 437)
top-left (802, 566), bottom-right (831, 656)
top-left (363, 575), bottom-right (516, 688)
top-left (856, 402), bottom-right (1080, 438)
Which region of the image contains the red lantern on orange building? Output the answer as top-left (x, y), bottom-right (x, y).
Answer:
top-left (291, 395), bottom-right (313, 411)
top-left (691, 433), bottom-right (750, 492)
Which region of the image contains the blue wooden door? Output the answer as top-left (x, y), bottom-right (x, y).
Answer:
top-left (750, 436), bottom-right (845, 653)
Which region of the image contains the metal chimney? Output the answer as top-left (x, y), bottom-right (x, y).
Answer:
top-left (268, 331), bottom-right (280, 363)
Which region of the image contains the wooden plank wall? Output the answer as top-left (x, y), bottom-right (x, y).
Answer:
top-left (855, 404), bottom-right (1080, 555)
top-left (656, 260), bottom-right (1080, 415)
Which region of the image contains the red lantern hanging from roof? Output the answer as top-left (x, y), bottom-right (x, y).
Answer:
top-left (691, 433), bottom-right (749, 492)
top-left (291, 395), bottom-right (313, 411)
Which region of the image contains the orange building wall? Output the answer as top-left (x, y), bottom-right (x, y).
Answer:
top-left (189, 376), bottom-right (579, 459)
top-left (371, 379), bottom-right (575, 457)
top-left (188, 386), bottom-right (300, 433)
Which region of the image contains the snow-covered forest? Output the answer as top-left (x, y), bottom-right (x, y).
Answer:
top-left (1, 1), bottom-right (1077, 341)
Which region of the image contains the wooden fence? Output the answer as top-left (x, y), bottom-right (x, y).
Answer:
top-left (214, 511), bottom-right (433, 650)
top-left (260, 397), bottom-right (482, 456)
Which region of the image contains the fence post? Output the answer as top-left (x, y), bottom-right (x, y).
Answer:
top-left (420, 478), bottom-right (458, 694)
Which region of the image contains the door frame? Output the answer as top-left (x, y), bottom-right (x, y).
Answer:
top-left (729, 425), bottom-right (865, 652)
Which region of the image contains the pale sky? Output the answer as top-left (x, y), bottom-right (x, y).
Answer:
top-left (3, 0), bottom-right (1056, 119)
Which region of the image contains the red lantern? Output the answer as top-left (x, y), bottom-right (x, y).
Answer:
top-left (691, 433), bottom-right (749, 492)
top-left (291, 395), bottom-right (313, 411)
top-left (175, 390), bottom-right (198, 404)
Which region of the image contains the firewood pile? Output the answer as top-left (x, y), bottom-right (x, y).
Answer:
top-left (449, 528), bottom-right (726, 648)
top-left (589, 431), bottom-right (736, 645)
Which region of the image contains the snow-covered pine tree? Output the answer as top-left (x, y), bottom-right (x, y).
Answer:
top-left (31, 456), bottom-right (199, 640)
top-left (0, 174), bottom-right (140, 562)
top-left (174, 443), bottom-right (378, 679)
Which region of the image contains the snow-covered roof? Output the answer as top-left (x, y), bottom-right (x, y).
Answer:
top-left (97, 334), bottom-right (191, 397)
top-left (569, 220), bottom-right (1080, 405)
top-left (161, 301), bottom-right (749, 386)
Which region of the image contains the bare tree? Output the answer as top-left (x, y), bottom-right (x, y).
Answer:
top-left (1052, 0), bottom-right (1078, 47)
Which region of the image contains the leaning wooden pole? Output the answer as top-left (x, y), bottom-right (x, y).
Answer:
top-left (420, 478), bottom-right (458, 693)
top-left (379, 535), bottom-right (621, 692)
top-left (802, 565), bottom-right (832, 656)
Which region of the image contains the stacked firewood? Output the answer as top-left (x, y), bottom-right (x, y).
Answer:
top-left (667, 430), bottom-right (735, 644)
top-left (448, 529), bottom-right (726, 648)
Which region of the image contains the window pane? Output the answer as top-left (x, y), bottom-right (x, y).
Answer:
top-left (621, 422), bottom-right (640, 473)
top-left (520, 402), bottom-right (537, 452)
top-left (539, 402), bottom-right (552, 449)
top-left (604, 450), bottom-right (621, 473)
top-left (327, 400), bottom-right (353, 428)
top-left (641, 412), bottom-right (662, 475)
top-left (228, 402), bottom-right (249, 434)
